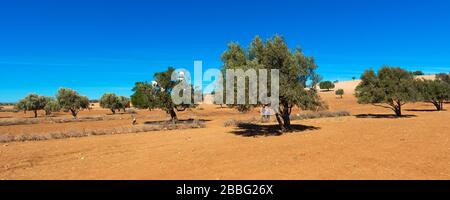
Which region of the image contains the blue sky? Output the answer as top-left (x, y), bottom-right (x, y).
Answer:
top-left (1, 0), bottom-right (449, 102)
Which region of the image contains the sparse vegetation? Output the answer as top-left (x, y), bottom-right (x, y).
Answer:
top-left (290, 110), bottom-right (350, 120)
top-left (355, 66), bottom-right (418, 116)
top-left (335, 89), bottom-right (344, 98)
top-left (0, 120), bottom-right (205, 143)
top-left (319, 81), bottom-right (335, 91)
top-left (224, 111), bottom-right (350, 127)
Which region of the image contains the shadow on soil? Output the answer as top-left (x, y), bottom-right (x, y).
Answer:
top-left (405, 109), bottom-right (443, 112)
top-left (355, 114), bottom-right (416, 119)
top-left (230, 123), bottom-right (319, 137)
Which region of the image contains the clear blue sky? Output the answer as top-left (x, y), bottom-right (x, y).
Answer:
top-left (1, 0), bottom-right (449, 102)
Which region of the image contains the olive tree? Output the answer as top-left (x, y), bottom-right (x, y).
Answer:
top-left (56, 88), bottom-right (89, 118)
top-left (16, 94), bottom-right (48, 118)
top-left (415, 79), bottom-right (450, 111)
top-left (100, 93), bottom-right (125, 114)
top-left (335, 89), bottom-right (344, 98)
top-left (118, 96), bottom-right (131, 112)
top-left (355, 66), bottom-right (418, 116)
top-left (44, 97), bottom-right (61, 116)
top-left (131, 67), bottom-right (197, 121)
top-left (319, 81), bottom-right (335, 91)
top-left (15, 99), bottom-right (28, 114)
top-left (131, 82), bottom-right (157, 110)
top-left (221, 35), bottom-right (323, 131)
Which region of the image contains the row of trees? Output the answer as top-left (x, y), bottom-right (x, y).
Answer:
top-left (15, 88), bottom-right (90, 118)
top-left (99, 93), bottom-right (131, 114)
top-left (355, 67), bottom-right (450, 116)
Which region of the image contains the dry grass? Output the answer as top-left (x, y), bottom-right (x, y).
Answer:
top-left (224, 110), bottom-right (350, 127)
top-left (0, 115), bottom-right (129, 126)
top-left (290, 110), bottom-right (351, 120)
top-left (0, 120), bottom-right (205, 143)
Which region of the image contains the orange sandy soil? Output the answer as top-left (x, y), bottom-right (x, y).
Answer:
top-left (1, 82), bottom-right (449, 180)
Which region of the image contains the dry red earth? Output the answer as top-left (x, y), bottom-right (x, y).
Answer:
top-left (0, 80), bottom-right (449, 180)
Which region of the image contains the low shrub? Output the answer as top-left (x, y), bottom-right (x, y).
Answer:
top-left (290, 110), bottom-right (350, 120)
top-left (0, 120), bottom-right (205, 143)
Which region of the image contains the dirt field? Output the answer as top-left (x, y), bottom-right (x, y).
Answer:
top-left (0, 80), bottom-right (449, 180)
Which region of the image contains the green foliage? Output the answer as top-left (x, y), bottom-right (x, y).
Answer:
top-left (15, 94), bottom-right (49, 118)
top-left (221, 35), bottom-right (322, 131)
top-left (335, 89), bottom-right (344, 98)
top-left (355, 66), bottom-right (418, 116)
top-left (415, 79), bottom-right (450, 111)
top-left (319, 81), bottom-right (335, 91)
top-left (100, 93), bottom-right (130, 114)
top-left (131, 82), bottom-right (156, 110)
top-left (44, 98), bottom-right (61, 116)
top-left (352, 76), bottom-right (356, 80)
top-left (56, 88), bottom-right (89, 118)
top-left (131, 67), bottom-right (197, 120)
top-left (80, 96), bottom-right (90, 110)
top-left (100, 93), bottom-right (120, 114)
top-left (118, 96), bottom-right (131, 112)
top-left (411, 70), bottom-right (424, 76)
top-left (436, 73), bottom-right (450, 84)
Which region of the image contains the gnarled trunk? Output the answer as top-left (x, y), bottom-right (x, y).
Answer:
top-left (169, 108), bottom-right (178, 122)
top-left (111, 109), bottom-right (116, 114)
top-left (70, 109), bottom-right (78, 118)
top-left (432, 101), bottom-right (443, 111)
top-left (34, 110), bottom-right (38, 118)
top-left (275, 103), bottom-right (292, 132)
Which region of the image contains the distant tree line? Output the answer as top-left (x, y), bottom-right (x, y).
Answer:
top-left (15, 88), bottom-right (90, 118)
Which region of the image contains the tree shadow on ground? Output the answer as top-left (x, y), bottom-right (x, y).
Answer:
top-left (230, 123), bottom-right (319, 137)
top-left (144, 118), bottom-right (210, 125)
top-left (405, 109), bottom-right (443, 112)
top-left (355, 114), bottom-right (416, 119)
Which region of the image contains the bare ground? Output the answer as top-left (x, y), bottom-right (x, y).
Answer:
top-left (0, 82), bottom-right (449, 180)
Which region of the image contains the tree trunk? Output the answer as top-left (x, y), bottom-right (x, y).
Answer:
top-left (34, 110), bottom-right (38, 118)
top-left (111, 109), bottom-right (116, 114)
top-left (275, 104), bottom-right (292, 132)
top-left (394, 104), bottom-right (402, 116)
top-left (275, 113), bottom-right (285, 132)
top-left (70, 109), bottom-right (78, 118)
top-left (390, 101), bottom-right (403, 116)
top-left (169, 108), bottom-right (178, 122)
top-left (432, 101), bottom-right (443, 111)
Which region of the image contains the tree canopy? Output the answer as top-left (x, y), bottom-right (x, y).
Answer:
top-left (335, 89), bottom-right (344, 98)
top-left (56, 88), bottom-right (89, 118)
top-left (319, 81), bottom-right (335, 91)
top-left (355, 66), bottom-right (418, 116)
top-left (415, 79), bottom-right (450, 111)
top-left (131, 67), bottom-right (198, 121)
top-left (15, 94), bottom-right (49, 118)
top-left (221, 35), bottom-right (323, 131)
top-left (100, 93), bottom-right (131, 114)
